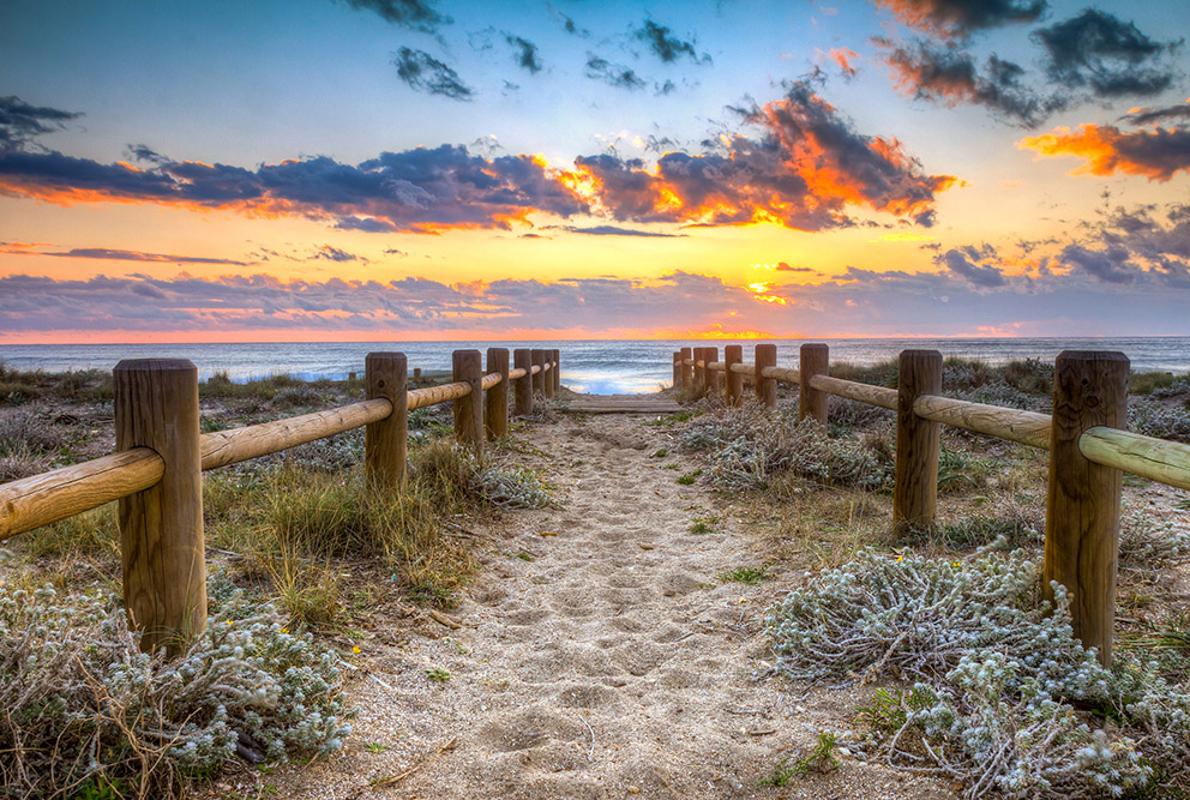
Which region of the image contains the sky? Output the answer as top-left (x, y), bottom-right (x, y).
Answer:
top-left (0, 0), bottom-right (1188, 343)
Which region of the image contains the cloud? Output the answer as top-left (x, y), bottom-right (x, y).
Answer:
top-left (556, 11), bottom-right (588, 37)
top-left (937, 245), bottom-right (1008, 286)
top-left (828, 48), bottom-right (859, 79)
top-left (310, 244), bottom-right (364, 262)
top-left (9, 246), bottom-right (252, 266)
top-left (633, 20), bottom-right (710, 65)
top-left (881, 39), bottom-right (1058, 127)
top-left (1018, 123), bottom-right (1190, 181)
top-left (392, 47), bottom-right (473, 100)
top-left (776, 263), bottom-right (816, 272)
top-left (874, 0), bottom-right (1047, 39)
top-left (341, 0), bottom-right (450, 33)
top-left (0, 96), bottom-right (82, 151)
top-left (1057, 243), bottom-right (1136, 283)
top-left (1033, 10), bottom-right (1180, 99)
top-left (544, 224), bottom-right (686, 237)
top-left (1055, 203), bottom-right (1190, 287)
top-left (568, 80), bottom-right (957, 230)
top-left (585, 54), bottom-right (647, 90)
top-left (0, 84), bottom-right (953, 234)
top-left (504, 34), bottom-right (542, 74)
top-left (1120, 100), bottom-right (1190, 126)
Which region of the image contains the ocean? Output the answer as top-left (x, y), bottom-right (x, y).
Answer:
top-left (2, 338), bottom-right (1189, 395)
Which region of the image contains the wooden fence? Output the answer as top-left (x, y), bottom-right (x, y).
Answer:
top-left (0, 347), bottom-right (561, 653)
top-left (672, 343), bottom-right (1190, 665)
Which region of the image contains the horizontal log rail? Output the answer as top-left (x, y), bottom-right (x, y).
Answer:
top-left (670, 341), bottom-right (1189, 666)
top-left (0, 349), bottom-right (562, 649)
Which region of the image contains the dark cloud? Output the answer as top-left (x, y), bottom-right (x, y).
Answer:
top-left (881, 39), bottom-right (1060, 127)
top-left (0, 96), bottom-right (82, 151)
top-left (0, 144), bottom-right (588, 233)
top-left (559, 13), bottom-right (588, 37)
top-left (633, 20), bottom-right (710, 64)
top-left (504, 34), bottom-right (542, 74)
top-left (1058, 203), bottom-right (1190, 287)
top-left (545, 224), bottom-right (686, 237)
top-left (1033, 9), bottom-right (1180, 99)
top-left (585, 55), bottom-right (647, 90)
top-left (1120, 101), bottom-right (1190, 126)
top-left (938, 245), bottom-right (1008, 286)
top-left (1058, 243), bottom-right (1136, 283)
top-left (655, 80), bottom-right (678, 96)
top-left (31, 247), bottom-right (252, 266)
top-left (776, 263), bottom-right (815, 272)
top-left (1020, 122), bottom-right (1190, 181)
top-left (383, 247), bottom-right (407, 256)
top-left (392, 47), bottom-right (474, 100)
top-left (874, 0), bottom-right (1047, 39)
top-left (342, 0), bottom-right (450, 33)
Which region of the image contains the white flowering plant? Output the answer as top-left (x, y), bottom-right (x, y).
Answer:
top-left (0, 578), bottom-right (351, 799)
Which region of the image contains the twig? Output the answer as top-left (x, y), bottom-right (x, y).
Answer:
top-left (578, 715), bottom-right (596, 761)
top-left (369, 737), bottom-right (458, 788)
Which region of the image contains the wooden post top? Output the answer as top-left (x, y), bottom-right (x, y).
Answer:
top-left (114, 358), bottom-right (197, 373)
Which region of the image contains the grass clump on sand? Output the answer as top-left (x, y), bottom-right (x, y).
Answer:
top-left (0, 580), bottom-right (349, 800)
top-left (767, 549), bottom-right (1190, 798)
top-left (680, 404), bottom-right (892, 491)
top-left (759, 731), bottom-right (840, 786)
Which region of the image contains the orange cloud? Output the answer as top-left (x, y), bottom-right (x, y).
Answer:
top-left (1018, 123), bottom-right (1190, 181)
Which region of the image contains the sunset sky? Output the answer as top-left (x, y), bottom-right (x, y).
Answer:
top-left (1, 0), bottom-right (1188, 342)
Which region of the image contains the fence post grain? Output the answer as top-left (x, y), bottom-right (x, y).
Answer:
top-left (892, 349), bottom-right (943, 537)
top-left (755, 344), bottom-right (777, 408)
top-left (365, 352), bottom-right (407, 490)
top-left (706, 346), bottom-right (721, 396)
top-left (1044, 351), bottom-right (1129, 665)
top-left (680, 346), bottom-right (693, 393)
top-left (673, 351), bottom-right (682, 391)
top-left (486, 347), bottom-right (510, 440)
top-left (513, 348), bottom-right (533, 417)
top-left (532, 349), bottom-right (546, 395)
top-left (725, 344), bottom-right (743, 406)
top-left (114, 359), bottom-right (205, 654)
top-left (693, 347), bottom-right (707, 395)
top-left (453, 349), bottom-right (484, 453)
top-left (552, 348), bottom-right (561, 393)
top-left (799, 343), bottom-right (829, 424)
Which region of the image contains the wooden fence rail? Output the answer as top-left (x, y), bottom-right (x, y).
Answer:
top-left (0, 348), bottom-right (561, 653)
top-left (673, 342), bottom-right (1190, 665)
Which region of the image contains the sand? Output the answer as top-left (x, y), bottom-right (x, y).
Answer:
top-left (256, 412), bottom-right (955, 800)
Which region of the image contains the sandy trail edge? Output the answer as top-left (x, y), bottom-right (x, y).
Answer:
top-left (267, 414), bottom-right (953, 800)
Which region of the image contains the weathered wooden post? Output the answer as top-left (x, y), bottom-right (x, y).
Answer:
top-left (531, 349), bottom-right (546, 395)
top-left (892, 350), bottom-right (942, 537)
top-left (543, 349), bottom-right (557, 399)
top-left (552, 349), bottom-right (561, 393)
top-left (365, 352), bottom-right (408, 489)
top-left (1044, 351), bottom-right (1129, 665)
top-left (680, 346), bottom-right (693, 392)
top-left (452, 349), bottom-right (484, 453)
top-left (706, 346), bottom-right (721, 396)
top-left (724, 344), bottom-right (743, 406)
top-left (485, 348), bottom-right (510, 440)
top-left (513, 348), bottom-right (533, 416)
top-left (672, 350), bottom-right (683, 391)
top-left (693, 347), bottom-right (707, 396)
top-left (755, 343), bottom-right (777, 408)
top-left (799, 343), bottom-right (829, 424)
top-left (114, 358), bottom-right (205, 654)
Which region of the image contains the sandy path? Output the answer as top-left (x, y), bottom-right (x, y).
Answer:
top-left (269, 413), bottom-right (951, 800)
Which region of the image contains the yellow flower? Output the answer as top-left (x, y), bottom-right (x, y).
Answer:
top-left (279, 627), bottom-right (289, 634)
top-left (352, 645), bottom-right (362, 655)
top-left (224, 619), bottom-right (234, 626)
top-left (952, 561), bottom-right (961, 568)
top-left (895, 554), bottom-right (904, 563)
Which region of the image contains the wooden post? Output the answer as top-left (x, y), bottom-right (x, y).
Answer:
top-left (114, 359), bottom-right (205, 654)
top-left (680, 346), bottom-right (693, 393)
top-left (531, 349), bottom-right (546, 395)
top-left (513, 348), bottom-right (533, 417)
top-left (365, 352), bottom-right (407, 490)
top-left (485, 347), bottom-right (510, 440)
top-left (452, 349), bottom-right (483, 453)
top-left (672, 351), bottom-right (683, 391)
top-left (1044, 351), bottom-right (1129, 665)
top-left (552, 349), bottom-right (561, 393)
top-left (799, 343), bottom-right (829, 424)
top-left (543, 348), bottom-right (556, 399)
top-left (706, 346), bottom-right (720, 396)
top-left (725, 345), bottom-right (743, 406)
top-left (694, 347), bottom-right (708, 396)
top-left (755, 344), bottom-right (777, 408)
top-left (892, 350), bottom-right (942, 537)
